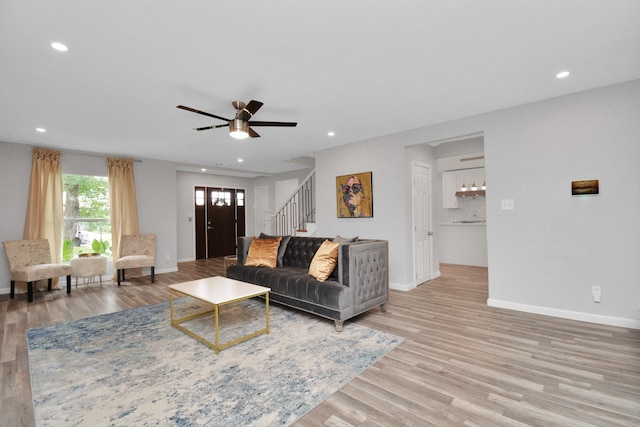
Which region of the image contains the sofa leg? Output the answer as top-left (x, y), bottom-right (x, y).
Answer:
top-left (66, 275), bottom-right (71, 294)
top-left (10, 280), bottom-right (15, 298)
top-left (28, 281), bottom-right (34, 303)
top-left (151, 267), bottom-right (155, 283)
top-left (117, 269), bottom-right (121, 286)
top-left (48, 278), bottom-right (52, 292)
top-left (334, 320), bottom-right (344, 332)
top-left (380, 303), bottom-right (388, 313)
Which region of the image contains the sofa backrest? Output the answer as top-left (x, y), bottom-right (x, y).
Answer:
top-left (281, 236), bottom-right (327, 269)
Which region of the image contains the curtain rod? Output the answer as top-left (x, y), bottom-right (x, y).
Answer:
top-left (27, 145), bottom-right (142, 162)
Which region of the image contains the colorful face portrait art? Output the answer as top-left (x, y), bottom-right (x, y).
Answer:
top-left (336, 172), bottom-right (373, 218)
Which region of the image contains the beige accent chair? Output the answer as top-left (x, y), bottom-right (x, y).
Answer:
top-left (115, 234), bottom-right (156, 286)
top-left (3, 239), bottom-right (72, 302)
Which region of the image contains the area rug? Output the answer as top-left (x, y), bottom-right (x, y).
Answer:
top-left (27, 298), bottom-right (404, 426)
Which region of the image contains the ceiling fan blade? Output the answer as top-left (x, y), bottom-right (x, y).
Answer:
top-left (194, 123), bottom-right (229, 131)
top-left (245, 100), bottom-right (263, 115)
top-left (248, 127), bottom-right (261, 138)
top-left (177, 105), bottom-right (231, 122)
top-left (238, 100), bottom-right (264, 121)
top-left (248, 121), bottom-right (297, 127)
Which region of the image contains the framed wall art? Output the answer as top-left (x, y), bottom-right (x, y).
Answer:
top-left (336, 171), bottom-right (373, 218)
top-left (571, 179), bottom-right (599, 195)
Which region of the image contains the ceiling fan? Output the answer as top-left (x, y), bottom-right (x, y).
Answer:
top-left (176, 100), bottom-right (297, 139)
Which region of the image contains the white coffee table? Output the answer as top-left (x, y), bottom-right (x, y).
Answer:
top-left (169, 276), bottom-right (270, 354)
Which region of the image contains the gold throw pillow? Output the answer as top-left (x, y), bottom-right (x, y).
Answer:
top-left (308, 240), bottom-right (340, 282)
top-left (245, 237), bottom-right (282, 268)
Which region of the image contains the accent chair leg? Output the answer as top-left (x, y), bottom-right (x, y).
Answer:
top-left (48, 278), bottom-right (52, 292)
top-left (66, 275), bottom-right (71, 294)
top-left (10, 280), bottom-right (15, 298)
top-left (151, 266), bottom-right (155, 283)
top-left (117, 269), bottom-right (121, 286)
top-left (28, 281), bottom-right (34, 303)
top-left (334, 320), bottom-right (344, 332)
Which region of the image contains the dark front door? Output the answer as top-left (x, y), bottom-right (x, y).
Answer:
top-left (195, 187), bottom-right (246, 259)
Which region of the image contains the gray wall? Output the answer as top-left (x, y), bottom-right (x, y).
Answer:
top-left (315, 79), bottom-right (640, 328)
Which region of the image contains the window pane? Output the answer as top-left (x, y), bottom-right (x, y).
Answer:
top-left (62, 174), bottom-right (111, 261)
top-left (195, 190), bottom-right (205, 206)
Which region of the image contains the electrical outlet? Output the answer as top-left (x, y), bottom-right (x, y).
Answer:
top-left (592, 285), bottom-right (601, 303)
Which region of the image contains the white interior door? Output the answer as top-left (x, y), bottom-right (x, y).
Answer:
top-left (413, 162), bottom-right (433, 285)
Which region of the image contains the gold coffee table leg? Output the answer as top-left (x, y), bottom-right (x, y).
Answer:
top-left (170, 290), bottom-right (269, 354)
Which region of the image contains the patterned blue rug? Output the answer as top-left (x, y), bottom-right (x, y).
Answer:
top-left (27, 298), bottom-right (404, 426)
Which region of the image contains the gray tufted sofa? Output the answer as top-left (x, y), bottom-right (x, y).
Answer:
top-left (226, 236), bottom-right (389, 331)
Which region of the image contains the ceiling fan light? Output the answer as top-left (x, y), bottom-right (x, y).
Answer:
top-left (229, 119), bottom-right (249, 139)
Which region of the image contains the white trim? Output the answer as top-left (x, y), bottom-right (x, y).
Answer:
top-left (390, 281), bottom-right (414, 292)
top-left (389, 270), bottom-right (441, 292)
top-left (487, 298), bottom-right (640, 330)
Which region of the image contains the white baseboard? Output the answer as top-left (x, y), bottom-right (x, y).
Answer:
top-left (487, 298), bottom-right (640, 330)
top-left (390, 282), bottom-right (414, 291)
top-left (389, 269), bottom-right (442, 292)
top-left (156, 267), bottom-right (178, 275)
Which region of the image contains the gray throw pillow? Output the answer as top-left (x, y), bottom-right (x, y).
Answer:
top-left (333, 235), bottom-right (358, 243)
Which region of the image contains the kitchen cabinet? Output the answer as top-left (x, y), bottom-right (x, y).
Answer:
top-left (443, 171), bottom-right (459, 208)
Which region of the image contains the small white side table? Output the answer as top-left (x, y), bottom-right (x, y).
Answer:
top-left (70, 255), bottom-right (108, 287)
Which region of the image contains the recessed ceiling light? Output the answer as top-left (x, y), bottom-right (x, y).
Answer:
top-left (36, 128), bottom-right (46, 133)
top-left (556, 71), bottom-right (570, 79)
top-left (51, 42), bottom-right (68, 52)
top-left (201, 168), bottom-right (206, 172)
top-left (237, 158), bottom-right (243, 163)
top-left (328, 131), bottom-right (335, 137)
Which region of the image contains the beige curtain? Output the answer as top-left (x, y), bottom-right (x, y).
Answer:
top-left (107, 157), bottom-right (140, 279)
top-left (22, 148), bottom-right (64, 291)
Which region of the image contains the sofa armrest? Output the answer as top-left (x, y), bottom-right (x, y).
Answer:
top-left (338, 239), bottom-right (389, 308)
top-left (338, 240), bottom-right (388, 283)
top-left (236, 236), bottom-right (254, 265)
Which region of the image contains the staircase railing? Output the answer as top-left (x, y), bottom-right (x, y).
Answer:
top-left (272, 170), bottom-right (315, 236)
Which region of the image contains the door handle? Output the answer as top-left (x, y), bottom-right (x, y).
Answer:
top-left (427, 231), bottom-right (433, 236)
top-left (207, 226), bottom-right (214, 230)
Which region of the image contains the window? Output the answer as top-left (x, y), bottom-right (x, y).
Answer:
top-left (62, 174), bottom-right (111, 261)
top-left (211, 190), bottom-right (231, 207)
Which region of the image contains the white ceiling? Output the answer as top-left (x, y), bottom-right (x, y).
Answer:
top-left (1, 1), bottom-right (639, 176)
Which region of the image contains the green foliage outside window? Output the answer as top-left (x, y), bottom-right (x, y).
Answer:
top-left (62, 174), bottom-right (112, 261)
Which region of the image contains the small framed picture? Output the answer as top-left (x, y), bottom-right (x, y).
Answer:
top-left (571, 179), bottom-right (599, 195)
top-left (336, 172), bottom-right (373, 218)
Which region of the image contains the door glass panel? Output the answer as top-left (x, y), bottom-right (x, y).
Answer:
top-left (195, 190), bottom-right (205, 206)
top-left (210, 190), bottom-right (231, 206)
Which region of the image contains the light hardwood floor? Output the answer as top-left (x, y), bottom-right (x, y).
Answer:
top-left (1, 261), bottom-right (638, 426)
